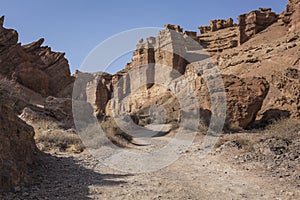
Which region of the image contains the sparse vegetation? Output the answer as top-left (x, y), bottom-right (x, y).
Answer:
top-left (263, 118), bottom-right (300, 140)
top-left (214, 118), bottom-right (300, 153)
top-left (35, 129), bottom-right (85, 153)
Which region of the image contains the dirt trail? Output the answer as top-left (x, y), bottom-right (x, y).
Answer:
top-left (2, 131), bottom-right (299, 200)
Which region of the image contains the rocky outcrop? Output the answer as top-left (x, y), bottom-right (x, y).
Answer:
top-left (185, 65), bottom-right (270, 130)
top-left (198, 27), bottom-right (239, 53)
top-left (94, 21), bottom-right (272, 131)
top-left (0, 97), bottom-right (36, 191)
top-left (270, 68), bottom-right (300, 118)
top-left (238, 9), bottom-right (278, 44)
top-left (285, 0), bottom-right (300, 33)
top-left (0, 16), bottom-right (74, 97)
top-left (222, 75), bottom-right (269, 129)
top-left (85, 72), bottom-right (113, 117)
top-left (164, 24), bottom-right (183, 32)
top-left (198, 18), bottom-right (234, 34)
top-left (127, 27), bottom-right (187, 74)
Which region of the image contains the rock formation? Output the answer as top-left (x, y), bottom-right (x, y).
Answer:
top-left (0, 88), bottom-right (36, 191)
top-left (96, 24), bottom-right (271, 130)
top-left (238, 9), bottom-right (278, 44)
top-left (0, 0), bottom-right (299, 190)
top-left (198, 27), bottom-right (239, 53)
top-left (271, 68), bottom-right (300, 118)
top-left (222, 75), bottom-right (269, 129)
top-left (0, 16), bottom-right (74, 97)
top-left (164, 24), bottom-right (183, 32)
top-left (285, 0), bottom-right (300, 33)
top-left (198, 18), bottom-right (234, 34)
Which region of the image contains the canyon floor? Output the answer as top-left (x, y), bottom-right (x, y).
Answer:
top-left (2, 128), bottom-right (299, 200)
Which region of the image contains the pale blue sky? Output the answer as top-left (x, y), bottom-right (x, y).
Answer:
top-left (1, 0), bottom-right (288, 73)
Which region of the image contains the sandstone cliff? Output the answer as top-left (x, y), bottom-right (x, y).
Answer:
top-left (0, 16), bottom-right (74, 97)
top-left (89, 1), bottom-right (299, 130)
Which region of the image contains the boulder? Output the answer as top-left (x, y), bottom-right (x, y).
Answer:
top-left (45, 96), bottom-right (73, 127)
top-left (222, 75), bottom-right (270, 129)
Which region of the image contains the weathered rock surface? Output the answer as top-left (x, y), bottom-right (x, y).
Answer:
top-left (198, 18), bottom-right (235, 34)
top-left (127, 27), bottom-right (188, 74)
top-left (286, 0), bottom-right (300, 33)
top-left (270, 68), bottom-right (300, 118)
top-left (106, 31), bottom-right (270, 130)
top-left (185, 64), bottom-right (270, 129)
top-left (222, 75), bottom-right (269, 129)
top-left (0, 98), bottom-right (36, 191)
top-left (84, 72), bottom-right (113, 116)
top-left (238, 8), bottom-right (278, 44)
top-left (198, 26), bottom-right (239, 53)
top-left (0, 16), bottom-right (74, 97)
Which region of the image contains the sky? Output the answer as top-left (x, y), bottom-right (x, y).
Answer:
top-left (1, 0), bottom-right (288, 74)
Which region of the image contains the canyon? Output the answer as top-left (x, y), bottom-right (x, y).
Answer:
top-left (0, 0), bottom-right (299, 199)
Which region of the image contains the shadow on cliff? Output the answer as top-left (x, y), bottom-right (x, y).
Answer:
top-left (25, 152), bottom-right (131, 199)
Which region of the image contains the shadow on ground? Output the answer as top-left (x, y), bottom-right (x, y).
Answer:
top-left (1, 152), bottom-right (131, 200)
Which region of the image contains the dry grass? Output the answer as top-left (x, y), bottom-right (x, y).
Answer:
top-left (263, 118), bottom-right (300, 140)
top-left (35, 129), bottom-right (85, 153)
top-left (214, 118), bottom-right (300, 153)
top-left (77, 118), bottom-right (133, 150)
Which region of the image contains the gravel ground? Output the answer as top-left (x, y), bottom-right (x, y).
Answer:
top-left (1, 133), bottom-right (299, 200)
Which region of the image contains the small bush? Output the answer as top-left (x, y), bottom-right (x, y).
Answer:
top-left (263, 118), bottom-right (300, 140)
top-left (35, 129), bottom-right (85, 153)
top-left (214, 118), bottom-right (300, 153)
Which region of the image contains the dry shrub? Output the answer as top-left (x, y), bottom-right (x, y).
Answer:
top-left (263, 118), bottom-right (300, 140)
top-left (78, 118), bottom-right (133, 150)
top-left (214, 118), bottom-right (300, 153)
top-left (100, 118), bottom-right (133, 147)
top-left (35, 129), bottom-right (85, 153)
top-left (214, 134), bottom-right (255, 153)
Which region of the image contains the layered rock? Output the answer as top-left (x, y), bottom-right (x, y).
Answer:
top-left (198, 27), bottom-right (239, 53)
top-left (0, 95), bottom-right (36, 191)
top-left (105, 25), bottom-right (270, 130)
top-left (0, 16), bottom-right (74, 97)
top-left (198, 18), bottom-right (234, 34)
top-left (238, 8), bottom-right (278, 44)
top-left (126, 26), bottom-right (188, 74)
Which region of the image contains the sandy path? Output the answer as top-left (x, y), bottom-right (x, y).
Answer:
top-left (1, 130), bottom-right (299, 200)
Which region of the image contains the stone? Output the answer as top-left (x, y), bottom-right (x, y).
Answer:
top-left (0, 101), bottom-right (36, 191)
top-left (0, 16), bottom-right (74, 97)
top-left (222, 75), bottom-right (270, 129)
top-left (14, 62), bottom-right (50, 96)
top-left (238, 10), bottom-right (278, 44)
top-left (164, 24), bottom-right (183, 32)
top-left (85, 72), bottom-right (113, 116)
top-left (44, 96), bottom-right (73, 125)
top-left (271, 68), bottom-right (300, 118)
top-left (288, 0), bottom-right (300, 33)
top-left (198, 27), bottom-right (239, 53)
top-left (198, 18), bottom-right (234, 34)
